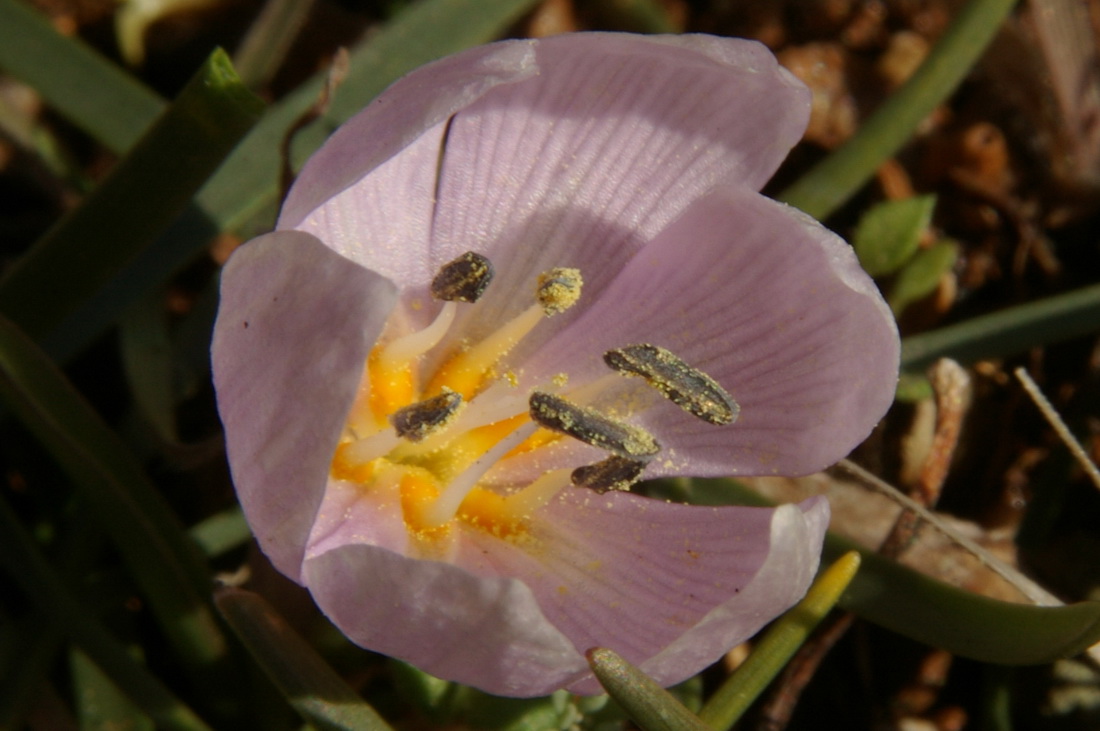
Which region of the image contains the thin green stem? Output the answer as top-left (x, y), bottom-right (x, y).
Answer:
top-left (697, 553), bottom-right (861, 731)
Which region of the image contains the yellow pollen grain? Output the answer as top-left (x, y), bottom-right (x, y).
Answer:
top-left (552, 372), bottom-right (569, 387)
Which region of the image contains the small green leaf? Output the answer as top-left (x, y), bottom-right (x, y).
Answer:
top-left (215, 587), bottom-right (394, 731)
top-left (852, 195), bottom-right (936, 277)
top-left (895, 372), bottom-right (933, 402)
top-left (587, 648), bottom-right (711, 731)
top-left (188, 506), bottom-right (251, 558)
top-left (889, 238), bottom-right (958, 315)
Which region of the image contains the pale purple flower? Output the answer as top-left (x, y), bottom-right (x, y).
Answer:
top-left (212, 33), bottom-right (899, 697)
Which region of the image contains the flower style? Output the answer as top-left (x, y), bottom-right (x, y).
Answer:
top-left (212, 33), bottom-right (899, 697)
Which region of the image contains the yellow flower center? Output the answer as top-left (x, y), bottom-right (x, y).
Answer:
top-left (330, 255), bottom-right (588, 546)
top-left (328, 251), bottom-right (738, 550)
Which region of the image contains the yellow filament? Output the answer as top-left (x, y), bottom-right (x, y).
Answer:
top-left (367, 346), bottom-right (416, 426)
top-left (425, 304), bottom-right (544, 399)
top-left (399, 469), bottom-right (449, 539)
top-left (501, 468), bottom-right (573, 517)
top-left (417, 421), bottom-right (538, 528)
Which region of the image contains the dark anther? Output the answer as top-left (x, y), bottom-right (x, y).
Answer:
top-left (604, 344), bottom-right (739, 426)
top-left (571, 455), bottom-right (647, 493)
top-left (431, 251), bottom-right (494, 302)
top-left (528, 391), bottom-right (659, 459)
top-left (390, 389), bottom-right (463, 441)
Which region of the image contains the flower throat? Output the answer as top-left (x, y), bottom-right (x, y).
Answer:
top-left (330, 251), bottom-right (739, 543)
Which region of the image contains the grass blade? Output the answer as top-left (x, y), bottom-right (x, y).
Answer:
top-left (697, 553), bottom-right (861, 731)
top-left (0, 496), bottom-right (213, 731)
top-left (0, 0), bottom-right (163, 154)
top-left (900, 282), bottom-right (1100, 371)
top-left (587, 648), bottom-right (711, 731)
top-left (216, 587), bottom-right (395, 731)
top-left (779, 0), bottom-right (1019, 219)
top-left (0, 48), bottom-right (264, 343)
top-left (0, 314), bottom-right (230, 689)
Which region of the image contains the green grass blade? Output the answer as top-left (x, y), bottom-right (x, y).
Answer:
top-left (778, 0), bottom-right (1019, 219)
top-left (0, 0), bottom-right (163, 154)
top-left (587, 648), bottom-right (712, 731)
top-left (697, 553), bottom-right (861, 731)
top-left (234, 0), bottom-right (318, 89)
top-left (0, 496), bottom-right (213, 731)
top-left (900, 282), bottom-right (1100, 371)
top-left (677, 479), bottom-right (1100, 664)
top-left (822, 533), bottom-right (1100, 665)
top-left (43, 0), bottom-right (545, 362)
top-left (215, 587), bottom-right (395, 731)
top-left (0, 314), bottom-right (230, 684)
top-left (71, 648), bottom-right (156, 731)
top-left (0, 48), bottom-right (264, 343)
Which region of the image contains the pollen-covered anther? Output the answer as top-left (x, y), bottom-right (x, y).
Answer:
top-left (431, 251), bottom-right (494, 302)
top-left (390, 388), bottom-right (464, 442)
top-left (536, 267), bottom-right (582, 315)
top-left (571, 455), bottom-right (647, 494)
top-left (529, 391), bottom-right (659, 460)
top-left (604, 343), bottom-right (740, 426)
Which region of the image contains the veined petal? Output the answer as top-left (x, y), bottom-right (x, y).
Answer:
top-left (291, 34), bottom-right (809, 340)
top-left (514, 186), bottom-right (899, 478)
top-left (302, 492), bottom-right (827, 697)
top-left (429, 34), bottom-right (810, 341)
top-left (280, 41), bottom-right (538, 231)
top-left (212, 231), bottom-right (397, 580)
top-left (460, 494), bottom-right (828, 695)
top-left (302, 543), bottom-right (583, 697)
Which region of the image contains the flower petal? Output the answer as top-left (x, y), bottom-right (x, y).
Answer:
top-left (212, 231), bottom-right (397, 580)
top-left (515, 186), bottom-right (899, 478)
top-left (290, 34), bottom-right (810, 341)
top-left (280, 40), bottom-right (538, 231)
top-left (302, 543), bottom-right (584, 697)
top-left (428, 33), bottom-right (811, 341)
top-left (451, 492), bottom-right (828, 695)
